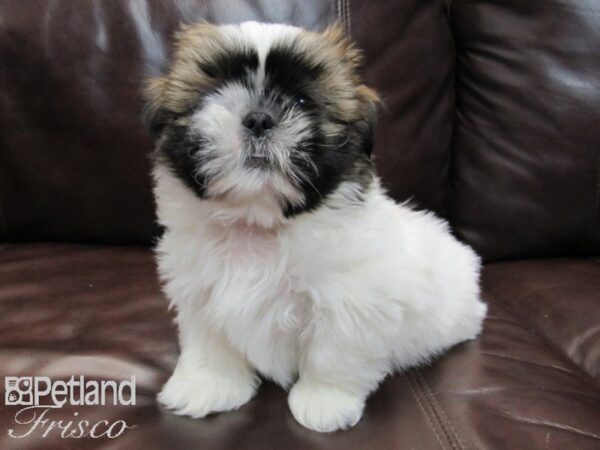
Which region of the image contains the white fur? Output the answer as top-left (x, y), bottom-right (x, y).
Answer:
top-left (154, 165), bottom-right (486, 432)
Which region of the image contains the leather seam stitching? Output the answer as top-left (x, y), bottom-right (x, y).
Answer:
top-left (416, 369), bottom-right (467, 450)
top-left (336, 0), bottom-right (351, 35)
top-left (413, 371), bottom-right (461, 450)
top-left (406, 372), bottom-right (449, 450)
top-left (345, 0), bottom-right (351, 35)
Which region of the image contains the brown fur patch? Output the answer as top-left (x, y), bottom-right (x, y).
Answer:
top-left (145, 24), bottom-right (223, 116)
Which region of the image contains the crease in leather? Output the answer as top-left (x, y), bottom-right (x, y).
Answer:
top-left (407, 370), bottom-right (466, 450)
top-left (446, 385), bottom-right (600, 400)
top-left (489, 293), bottom-right (600, 392)
top-left (585, 149), bottom-right (600, 250)
top-left (567, 324), bottom-right (600, 363)
top-left (0, 191), bottom-right (9, 239)
top-left (441, 0), bottom-right (457, 217)
top-left (493, 283), bottom-right (600, 384)
top-left (483, 313), bottom-right (527, 328)
top-left (444, 0), bottom-right (452, 19)
top-left (503, 414), bottom-right (600, 441)
top-left (540, 1), bottom-right (600, 14)
top-left (509, 284), bottom-right (582, 302)
top-left (41, 0), bottom-right (57, 57)
top-left (479, 351), bottom-right (586, 379)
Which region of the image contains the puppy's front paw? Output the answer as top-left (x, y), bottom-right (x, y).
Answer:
top-left (158, 365), bottom-right (259, 418)
top-left (288, 380), bottom-right (365, 432)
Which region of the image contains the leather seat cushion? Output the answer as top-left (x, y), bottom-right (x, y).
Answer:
top-left (448, 0), bottom-right (600, 261)
top-left (1, 245), bottom-right (598, 449)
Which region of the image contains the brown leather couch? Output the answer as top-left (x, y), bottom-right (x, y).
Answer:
top-left (1, 1), bottom-right (599, 449)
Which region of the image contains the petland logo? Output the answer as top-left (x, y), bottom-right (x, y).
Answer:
top-left (4, 376), bottom-right (137, 439)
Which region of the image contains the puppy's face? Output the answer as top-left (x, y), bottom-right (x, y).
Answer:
top-left (145, 22), bottom-right (379, 218)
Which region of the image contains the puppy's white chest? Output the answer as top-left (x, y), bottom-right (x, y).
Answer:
top-left (222, 223), bottom-right (279, 260)
top-left (202, 227), bottom-right (307, 386)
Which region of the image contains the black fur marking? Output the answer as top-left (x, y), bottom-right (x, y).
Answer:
top-left (200, 48), bottom-right (259, 85)
top-left (265, 43), bottom-right (325, 99)
top-left (284, 121), bottom-right (374, 217)
top-left (265, 41), bottom-right (375, 217)
top-left (158, 124), bottom-right (211, 198)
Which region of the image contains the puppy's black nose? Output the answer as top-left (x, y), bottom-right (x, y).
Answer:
top-left (243, 112), bottom-right (275, 137)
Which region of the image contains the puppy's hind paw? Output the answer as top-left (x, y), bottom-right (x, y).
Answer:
top-left (158, 366), bottom-right (259, 418)
top-left (288, 380), bottom-right (365, 432)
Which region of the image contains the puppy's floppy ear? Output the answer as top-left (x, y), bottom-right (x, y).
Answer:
top-left (142, 77), bottom-right (172, 139)
top-left (321, 23), bottom-right (381, 156)
top-left (142, 22), bottom-right (222, 139)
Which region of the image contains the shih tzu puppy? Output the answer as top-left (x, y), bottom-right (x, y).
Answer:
top-left (144, 21), bottom-right (486, 433)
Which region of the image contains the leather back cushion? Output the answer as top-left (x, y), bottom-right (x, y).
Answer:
top-left (449, 0), bottom-right (600, 261)
top-left (0, 0), bottom-right (454, 243)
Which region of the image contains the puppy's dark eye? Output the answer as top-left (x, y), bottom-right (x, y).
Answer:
top-left (295, 97), bottom-right (308, 108)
